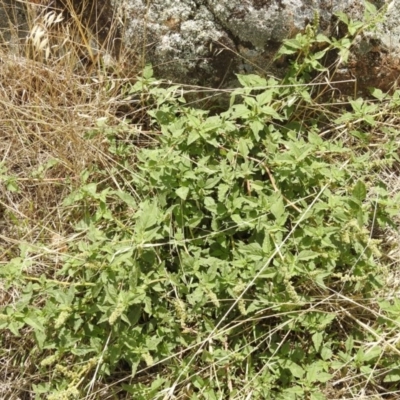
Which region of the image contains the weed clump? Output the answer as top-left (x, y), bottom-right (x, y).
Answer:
top-left (1, 2), bottom-right (400, 399)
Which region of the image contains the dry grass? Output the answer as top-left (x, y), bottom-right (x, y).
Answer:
top-left (0, 0), bottom-right (142, 255)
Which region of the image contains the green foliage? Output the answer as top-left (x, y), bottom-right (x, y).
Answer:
top-left (1, 4), bottom-right (400, 399)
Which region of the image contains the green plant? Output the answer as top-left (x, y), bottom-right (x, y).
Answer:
top-left (1, 3), bottom-right (400, 399)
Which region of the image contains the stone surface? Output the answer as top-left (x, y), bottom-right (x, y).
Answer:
top-left (117, 0), bottom-right (400, 95)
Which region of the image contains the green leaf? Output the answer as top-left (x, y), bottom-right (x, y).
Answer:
top-left (384, 369), bottom-right (400, 382)
top-left (6, 180), bottom-right (19, 192)
top-left (320, 346), bottom-right (333, 360)
top-left (230, 104), bottom-right (251, 119)
top-left (364, 1), bottom-right (377, 17)
top-left (260, 105), bottom-right (282, 120)
top-left (281, 38), bottom-right (303, 50)
top-left (115, 190), bottom-right (137, 208)
top-left (286, 361), bottom-right (304, 378)
top-left (363, 346), bottom-right (382, 362)
top-left (231, 213), bottom-right (243, 226)
top-left (238, 138), bottom-right (249, 157)
top-left (217, 184), bottom-right (230, 202)
top-left (306, 363), bottom-right (321, 383)
top-left (311, 392), bottom-right (326, 400)
top-left (236, 74), bottom-right (267, 88)
top-left (298, 250), bottom-right (319, 261)
top-left (135, 200), bottom-right (159, 232)
top-left (83, 183), bottom-right (98, 196)
top-left (369, 87), bottom-right (387, 100)
top-left (142, 64), bottom-right (154, 79)
top-left (187, 131), bottom-right (200, 145)
top-left (312, 331), bottom-right (323, 351)
top-left (8, 321), bottom-right (22, 336)
top-left (335, 12), bottom-right (349, 25)
top-left (283, 386), bottom-right (304, 395)
top-left (270, 196), bottom-right (285, 220)
top-left (34, 329), bottom-right (46, 350)
top-left (204, 196), bottom-right (216, 211)
top-left (345, 335), bottom-right (354, 353)
top-left (176, 187), bottom-right (189, 200)
top-left (317, 372), bottom-right (333, 383)
top-left (276, 45), bottom-right (298, 56)
top-left (24, 315), bottom-right (44, 332)
top-left (308, 131), bottom-right (323, 145)
top-left (204, 176), bottom-right (221, 190)
top-left (352, 180), bottom-right (367, 202)
top-left (202, 116), bottom-right (222, 132)
top-left (249, 120), bottom-right (264, 139)
top-left (360, 365), bottom-right (373, 375)
top-left (256, 90), bottom-right (272, 105)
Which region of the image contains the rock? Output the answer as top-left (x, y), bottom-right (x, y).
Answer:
top-left (118, 0), bottom-right (400, 97)
top-left (119, 1), bottom-right (354, 84)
